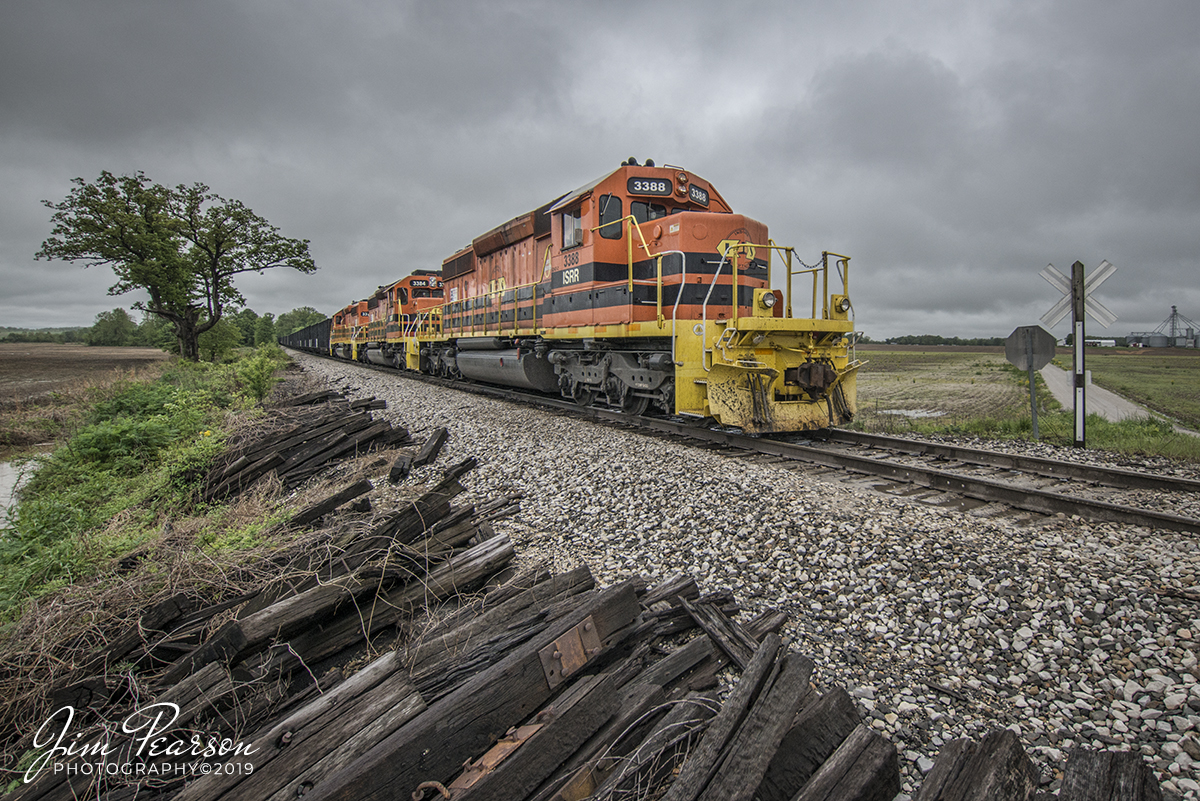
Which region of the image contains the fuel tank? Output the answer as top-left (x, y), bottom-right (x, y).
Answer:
top-left (365, 348), bottom-right (397, 367)
top-left (454, 349), bottom-right (559, 393)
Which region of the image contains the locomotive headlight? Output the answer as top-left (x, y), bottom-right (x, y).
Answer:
top-left (836, 297), bottom-right (851, 312)
top-left (761, 292), bottom-right (777, 309)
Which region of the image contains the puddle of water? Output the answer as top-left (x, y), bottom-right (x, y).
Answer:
top-left (1, 462), bottom-right (19, 525)
top-left (878, 409), bottom-right (947, 418)
top-left (1, 458), bottom-right (37, 526)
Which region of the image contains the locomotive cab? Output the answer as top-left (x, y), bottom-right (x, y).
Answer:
top-left (545, 165), bottom-right (771, 330)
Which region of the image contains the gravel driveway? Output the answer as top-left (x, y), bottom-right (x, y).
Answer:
top-left (1039, 363), bottom-right (1152, 422)
top-left (291, 352), bottom-right (1200, 798)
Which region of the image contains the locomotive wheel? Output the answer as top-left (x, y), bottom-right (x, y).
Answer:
top-left (624, 395), bottom-right (651, 416)
top-left (572, 385), bottom-right (595, 407)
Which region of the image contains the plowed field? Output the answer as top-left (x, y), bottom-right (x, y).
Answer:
top-left (0, 344), bottom-right (171, 405)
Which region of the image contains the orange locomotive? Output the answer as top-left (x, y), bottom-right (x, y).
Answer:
top-left (309, 160), bottom-right (861, 434)
top-left (423, 159), bottom-right (861, 433)
top-left (362, 270), bottom-right (444, 368)
top-left (331, 271), bottom-right (445, 365)
top-left (330, 299), bottom-right (369, 360)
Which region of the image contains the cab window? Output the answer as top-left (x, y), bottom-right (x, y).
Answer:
top-left (398, 287), bottom-right (409, 304)
top-left (598, 194), bottom-right (623, 239)
top-left (561, 207), bottom-right (583, 248)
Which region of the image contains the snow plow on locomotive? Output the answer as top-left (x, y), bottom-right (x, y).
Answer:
top-left (282, 161), bottom-right (862, 434)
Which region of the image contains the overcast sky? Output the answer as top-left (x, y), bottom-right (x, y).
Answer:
top-left (3, 0), bottom-right (1198, 340)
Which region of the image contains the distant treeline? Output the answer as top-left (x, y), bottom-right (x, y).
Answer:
top-left (0, 327), bottom-right (87, 343)
top-left (1, 306), bottom-right (326, 362)
top-left (881, 334), bottom-right (1007, 346)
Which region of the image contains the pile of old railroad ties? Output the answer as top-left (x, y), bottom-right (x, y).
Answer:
top-left (11, 388), bottom-right (1168, 801)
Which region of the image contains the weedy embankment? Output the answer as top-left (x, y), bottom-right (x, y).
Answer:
top-left (0, 345), bottom-right (334, 776)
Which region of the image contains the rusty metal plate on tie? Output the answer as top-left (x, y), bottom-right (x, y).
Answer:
top-left (447, 723), bottom-right (544, 791)
top-left (539, 615), bottom-right (603, 689)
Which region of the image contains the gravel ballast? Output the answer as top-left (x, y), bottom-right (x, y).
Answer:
top-left (290, 353), bottom-right (1200, 798)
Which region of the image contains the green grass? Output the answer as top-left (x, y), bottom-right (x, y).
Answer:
top-left (1081, 349), bottom-right (1200, 430)
top-left (854, 345), bottom-right (1200, 463)
top-left (0, 345), bottom-right (290, 623)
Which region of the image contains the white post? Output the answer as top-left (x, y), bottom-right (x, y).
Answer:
top-left (1072, 261), bottom-right (1086, 448)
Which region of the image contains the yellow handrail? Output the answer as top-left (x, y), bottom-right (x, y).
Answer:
top-left (432, 236), bottom-right (849, 343)
top-left (591, 214), bottom-right (655, 292)
top-left (428, 274), bottom-right (548, 339)
top-left (715, 242), bottom-right (851, 322)
top-left (822, 251), bottom-right (851, 318)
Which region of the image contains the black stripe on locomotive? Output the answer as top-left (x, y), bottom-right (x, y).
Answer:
top-left (442, 282), bottom-right (762, 329)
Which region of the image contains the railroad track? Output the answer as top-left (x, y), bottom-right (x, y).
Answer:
top-left (291, 349), bottom-right (1200, 535)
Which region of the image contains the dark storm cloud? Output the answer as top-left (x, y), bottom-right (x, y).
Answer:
top-left (1, 0), bottom-right (1197, 340)
top-left (736, 0), bottom-right (1200, 338)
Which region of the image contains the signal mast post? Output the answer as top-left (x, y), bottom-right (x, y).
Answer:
top-left (1025, 336), bottom-right (1040, 440)
top-left (1040, 259), bottom-right (1116, 450)
top-left (1005, 325), bottom-right (1055, 442)
top-left (1072, 260), bottom-right (1086, 448)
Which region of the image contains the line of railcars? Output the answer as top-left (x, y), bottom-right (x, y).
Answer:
top-left (281, 160), bottom-right (862, 434)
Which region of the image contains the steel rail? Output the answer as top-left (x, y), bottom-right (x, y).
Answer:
top-left (558, 410), bottom-right (1200, 535)
top-left (423, 376), bottom-right (1200, 535)
top-left (287, 349), bottom-right (1200, 535)
top-left (814, 429), bottom-right (1200, 495)
top-left (744, 436), bottom-right (1200, 535)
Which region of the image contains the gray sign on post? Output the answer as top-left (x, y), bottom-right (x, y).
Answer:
top-left (1006, 324), bottom-right (1057, 439)
top-left (1005, 325), bottom-right (1057, 372)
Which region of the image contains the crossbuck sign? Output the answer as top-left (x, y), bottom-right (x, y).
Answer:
top-left (1040, 260), bottom-right (1116, 328)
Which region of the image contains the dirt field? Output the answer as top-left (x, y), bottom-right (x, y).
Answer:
top-left (0, 343), bottom-right (171, 405)
top-left (854, 345), bottom-right (1027, 428)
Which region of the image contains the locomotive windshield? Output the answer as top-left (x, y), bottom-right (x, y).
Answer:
top-left (598, 195), bottom-right (622, 240)
top-left (631, 201), bottom-right (667, 225)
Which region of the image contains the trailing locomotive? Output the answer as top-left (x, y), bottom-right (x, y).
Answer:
top-left (328, 271), bottom-right (444, 364)
top-left (282, 160), bottom-right (862, 434)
